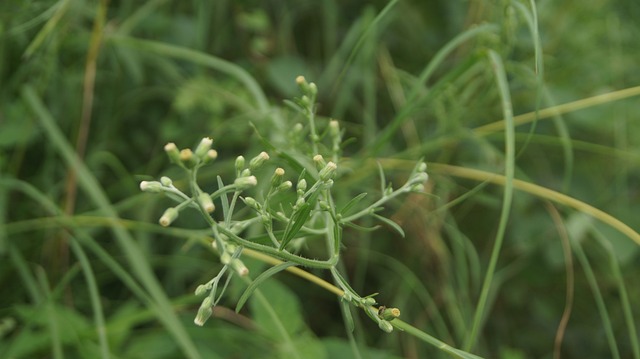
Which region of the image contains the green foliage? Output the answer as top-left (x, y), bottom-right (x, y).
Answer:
top-left (2, 0), bottom-right (640, 358)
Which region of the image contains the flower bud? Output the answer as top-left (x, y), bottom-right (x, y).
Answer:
top-left (313, 154), bottom-right (326, 169)
top-left (329, 120), bottom-right (340, 137)
top-left (249, 151), bottom-right (270, 170)
top-left (308, 82), bottom-right (317, 96)
top-left (240, 170), bottom-right (251, 178)
top-left (180, 148), bottom-right (197, 168)
top-left (410, 183), bottom-right (425, 192)
top-left (319, 201), bottom-right (331, 211)
top-left (220, 250), bottom-right (232, 265)
top-left (243, 197), bottom-right (261, 210)
top-left (164, 142), bottom-right (181, 164)
top-left (234, 175), bottom-right (258, 189)
top-left (159, 207), bottom-right (179, 227)
top-left (270, 167), bottom-right (285, 187)
top-left (277, 181), bottom-right (293, 191)
top-left (194, 137), bottom-right (213, 158)
top-left (411, 172), bottom-right (429, 184)
top-left (378, 307), bottom-right (401, 321)
top-left (198, 192), bottom-right (215, 213)
top-left (378, 320), bottom-right (394, 333)
top-left (140, 181), bottom-right (163, 193)
top-left (363, 297), bottom-right (377, 306)
top-left (319, 161), bottom-right (337, 181)
top-left (297, 179), bottom-right (307, 192)
top-left (235, 156), bottom-right (245, 173)
top-left (231, 259), bottom-right (249, 276)
top-left (194, 297), bottom-right (213, 326)
top-left (195, 284), bottom-right (208, 296)
top-left (160, 176), bottom-right (173, 186)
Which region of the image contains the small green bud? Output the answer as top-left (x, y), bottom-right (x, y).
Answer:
top-left (270, 167), bottom-right (285, 187)
top-left (164, 142), bottom-right (181, 164)
top-left (249, 151), bottom-right (270, 170)
top-left (308, 82), bottom-right (317, 96)
top-left (234, 175), bottom-right (258, 189)
top-left (278, 180), bottom-right (293, 191)
top-left (241, 168), bottom-right (252, 177)
top-left (235, 156), bottom-right (245, 173)
top-left (195, 284), bottom-right (208, 296)
top-left (363, 297), bottom-right (377, 306)
top-left (194, 297), bottom-right (213, 326)
top-left (322, 179), bottom-right (334, 189)
top-left (293, 123), bottom-right (303, 133)
top-left (411, 172), bottom-right (429, 184)
top-left (160, 176), bottom-right (173, 186)
top-left (159, 207), bottom-right (179, 227)
top-left (140, 181), bottom-right (163, 193)
top-left (378, 320), bottom-right (394, 333)
top-left (180, 148), bottom-right (197, 168)
top-left (313, 154), bottom-right (326, 169)
top-left (300, 95), bottom-right (311, 107)
top-left (243, 197), bottom-right (260, 210)
top-left (194, 137), bottom-right (213, 158)
top-left (220, 250), bottom-right (232, 265)
top-left (384, 186), bottom-right (393, 196)
top-left (319, 161), bottom-right (337, 181)
top-left (231, 258), bottom-right (249, 276)
top-left (378, 307), bottom-right (401, 321)
top-left (294, 197), bottom-right (305, 209)
top-left (417, 162), bottom-right (427, 173)
top-left (329, 119), bottom-right (340, 137)
top-left (297, 179), bottom-right (307, 192)
top-left (295, 75), bottom-right (306, 86)
top-left (198, 192), bottom-right (215, 213)
top-left (410, 183), bottom-right (425, 192)
top-left (319, 201), bottom-right (331, 211)
top-left (206, 149), bottom-right (218, 161)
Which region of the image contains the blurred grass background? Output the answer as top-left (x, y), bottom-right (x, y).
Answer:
top-left (1, 0), bottom-right (640, 358)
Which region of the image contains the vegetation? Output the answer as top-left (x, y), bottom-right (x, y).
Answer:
top-left (1, 1), bottom-right (639, 358)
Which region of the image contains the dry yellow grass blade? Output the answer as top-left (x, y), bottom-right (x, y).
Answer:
top-left (429, 163), bottom-right (640, 246)
top-left (473, 85), bottom-right (640, 135)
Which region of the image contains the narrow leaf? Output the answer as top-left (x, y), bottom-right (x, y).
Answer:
top-left (343, 222), bottom-right (381, 232)
top-left (236, 262), bottom-right (298, 312)
top-left (279, 202), bottom-right (312, 250)
top-left (217, 176), bottom-right (229, 219)
top-left (377, 161), bottom-right (386, 194)
top-left (333, 218), bottom-right (342, 256)
top-left (340, 299), bottom-right (355, 333)
top-left (338, 192), bottom-right (368, 216)
top-left (372, 213), bottom-right (405, 238)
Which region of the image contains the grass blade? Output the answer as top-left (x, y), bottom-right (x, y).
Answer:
top-left (22, 86), bottom-right (202, 359)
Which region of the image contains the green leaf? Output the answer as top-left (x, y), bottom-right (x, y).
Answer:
top-left (279, 202), bottom-right (313, 250)
top-left (343, 222), bottom-right (381, 232)
top-left (217, 176), bottom-right (229, 219)
top-left (377, 161), bottom-right (386, 194)
top-left (236, 262), bottom-right (298, 312)
top-left (372, 213), bottom-right (405, 238)
top-left (333, 219), bottom-right (342, 256)
top-left (340, 299), bottom-right (355, 333)
top-left (338, 192), bottom-right (368, 216)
